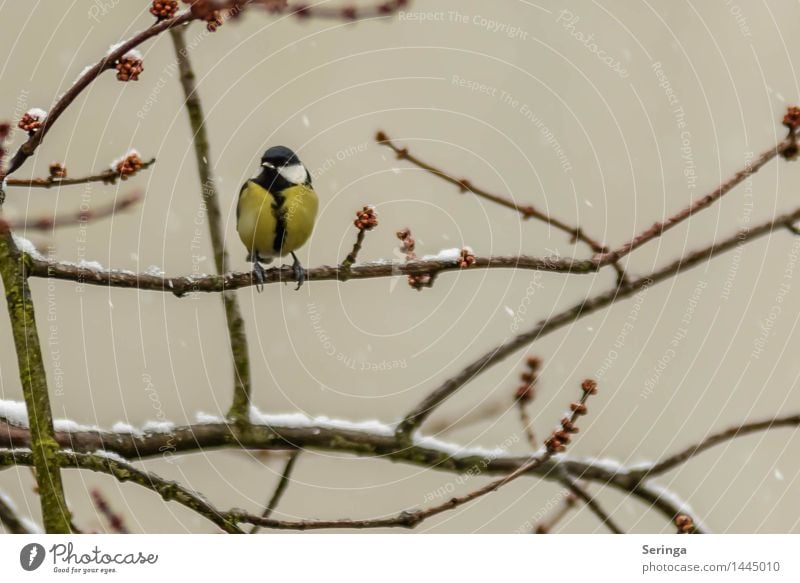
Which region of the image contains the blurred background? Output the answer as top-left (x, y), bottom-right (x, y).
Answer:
top-left (1, 0), bottom-right (799, 533)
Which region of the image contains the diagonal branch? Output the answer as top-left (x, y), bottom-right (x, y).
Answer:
top-left (0, 449), bottom-right (243, 534)
top-left (559, 472), bottom-right (624, 534)
top-left (395, 206), bottom-right (800, 436)
top-left (2, 191), bottom-right (142, 231)
top-left (376, 131), bottom-right (629, 283)
top-left (631, 412), bottom-right (800, 479)
top-left (170, 26), bottom-right (252, 423)
top-left (249, 451), bottom-right (301, 534)
top-left (0, 490), bottom-right (35, 534)
top-left (5, 13), bottom-right (195, 176)
top-left (595, 134), bottom-right (797, 266)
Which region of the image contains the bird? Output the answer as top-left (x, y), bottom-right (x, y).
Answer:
top-left (236, 146), bottom-right (318, 291)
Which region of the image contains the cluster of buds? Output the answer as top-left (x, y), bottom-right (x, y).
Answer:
top-left (782, 106), bottom-right (800, 161)
top-left (674, 514), bottom-right (695, 534)
top-left (397, 227), bottom-right (415, 255)
top-left (150, 0), bottom-right (179, 20)
top-left (91, 489), bottom-right (128, 534)
top-left (182, 0), bottom-right (247, 31)
top-left (783, 106), bottom-right (800, 132)
top-left (544, 379), bottom-right (597, 454)
top-left (396, 228), bottom-right (433, 290)
top-left (514, 357), bottom-right (541, 403)
top-left (114, 150), bottom-right (144, 179)
top-left (49, 162), bottom-right (67, 179)
top-left (18, 109), bottom-right (47, 134)
top-left (116, 51), bottom-right (143, 82)
top-left (458, 247), bottom-right (476, 268)
top-left (354, 205), bottom-right (378, 231)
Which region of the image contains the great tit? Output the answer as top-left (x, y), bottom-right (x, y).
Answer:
top-left (236, 146), bottom-right (318, 290)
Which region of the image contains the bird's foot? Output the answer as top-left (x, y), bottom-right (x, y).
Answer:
top-left (291, 252), bottom-right (306, 291)
top-left (252, 261), bottom-right (267, 293)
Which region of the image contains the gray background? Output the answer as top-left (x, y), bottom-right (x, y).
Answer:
top-left (1, 0), bottom-right (799, 533)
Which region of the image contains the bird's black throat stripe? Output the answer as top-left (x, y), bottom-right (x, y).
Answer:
top-left (271, 190), bottom-right (287, 254)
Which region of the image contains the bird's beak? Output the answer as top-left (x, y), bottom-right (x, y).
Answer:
top-left (261, 161), bottom-right (275, 169)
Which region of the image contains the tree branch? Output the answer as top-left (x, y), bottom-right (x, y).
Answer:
top-left (0, 490), bottom-right (35, 534)
top-left (28, 253), bottom-right (594, 296)
top-left (559, 472), bottom-right (623, 534)
top-left (1, 191), bottom-right (142, 231)
top-left (0, 230), bottom-right (71, 533)
top-left (170, 25), bottom-right (252, 423)
top-left (631, 412), bottom-right (800, 479)
top-left (395, 206), bottom-right (800, 436)
top-left (376, 131), bottom-right (629, 283)
top-left (5, 158), bottom-right (155, 189)
top-left (249, 451), bottom-right (301, 534)
top-left (595, 134), bottom-right (797, 265)
top-left (5, 13), bottom-right (195, 176)
top-left (0, 449), bottom-right (243, 534)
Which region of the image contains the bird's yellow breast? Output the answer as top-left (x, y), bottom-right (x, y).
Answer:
top-left (236, 180), bottom-right (318, 258)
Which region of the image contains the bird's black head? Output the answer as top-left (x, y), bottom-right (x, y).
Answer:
top-left (257, 145), bottom-right (310, 189)
top-left (261, 146), bottom-right (301, 168)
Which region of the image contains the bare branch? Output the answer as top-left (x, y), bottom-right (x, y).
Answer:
top-left (0, 491), bottom-right (35, 534)
top-left (595, 134), bottom-right (797, 266)
top-left (5, 13), bottom-right (195, 176)
top-left (3, 191), bottom-right (142, 231)
top-left (170, 25), bottom-right (252, 424)
top-left (28, 253), bottom-right (593, 296)
top-left (376, 131), bottom-right (629, 283)
top-left (395, 206), bottom-right (800, 436)
top-left (5, 158), bottom-right (155, 189)
top-left (559, 472), bottom-right (623, 534)
top-left (631, 413), bottom-right (800, 479)
top-left (250, 451), bottom-right (301, 534)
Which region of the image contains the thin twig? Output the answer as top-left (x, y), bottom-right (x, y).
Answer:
top-left (91, 488), bottom-right (129, 534)
top-left (5, 12), bottom-right (195, 176)
top-left (559, 472), bottom-right (624, 534)
top-left (171, 26), bottom-right (252, 423)
top-left (0, 491), bottom-right (34, 534)
top-left (250, 451), bottom-right (301, 534)
top-left (533, 491), bottom-right (577, 533)
top-left (376, 131), bottom-right (628, 283)
top-left (5, 158), bottom-right (155, 189)
top-left (0, 230), bottom-right (71, 533)
top-left (3, 191), bottom-right (141, 231)
top-left (595, 134), bottom-right (797, 266)
top-left (632, 413), bottom-right (800, 479)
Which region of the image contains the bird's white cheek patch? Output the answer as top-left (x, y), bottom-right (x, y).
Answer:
top-left (278, 164), bottom-right (308, 185)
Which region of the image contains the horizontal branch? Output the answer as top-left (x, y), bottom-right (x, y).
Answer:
top-left (5, 158), bottom-right (155, 189)
top-left (4, 401), bottom-right (772, 532)
top-left (28, 253), bottom-right (595, 296)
